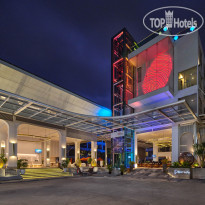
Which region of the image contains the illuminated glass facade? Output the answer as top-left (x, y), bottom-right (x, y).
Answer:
top-left (134, 37), bottom-right (174, 97)
top-left (111, 28), bottom-right (136, 167)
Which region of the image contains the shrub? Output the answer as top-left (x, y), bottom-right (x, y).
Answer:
top-left (17, 159), bottom-right (28, 169)
top-left (87, 157), bottom-right (92, 164)
top-left (120, 164), bottom-right (126, 173)
top-left (107, 164), bottom-right (113, 173)
top-left (130, 161), bottom-right (135, 171)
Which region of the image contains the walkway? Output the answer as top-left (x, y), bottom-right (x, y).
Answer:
top-left (22, 168), bottom-right (72, 180)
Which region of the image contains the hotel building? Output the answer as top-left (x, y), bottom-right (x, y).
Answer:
top-left (0, 27), bottom-right (204, 170)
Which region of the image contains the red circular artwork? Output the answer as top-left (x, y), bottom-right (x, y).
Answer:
top-left (142, 53), bottom-right (172, 94)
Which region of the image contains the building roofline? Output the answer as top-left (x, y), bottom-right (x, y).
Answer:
top-left (0, 58), bottom-right (111, 111)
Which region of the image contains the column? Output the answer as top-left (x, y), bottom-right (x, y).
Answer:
top-left (172, 125), bottom-right (179, 163)
top-left (134, 131), bottom-right (138, 168)
top-left (193, 122), bottom-right (198, 144)
top-left (75, 140), bottom-right (80, 162)
top-left (7, 122), bottom-right (18, 168)
top-left (153, 141), bottom-right (158, 162)
top-left (59, 130), bottom-right (66, 163)
top-left (44, 140), bottom-right (50, 167)
top-left (105, 141), bottom-right (107, 166)
top-left (91, 141), bottom-right (97, 161)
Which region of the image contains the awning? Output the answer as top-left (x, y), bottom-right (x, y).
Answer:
top-left (0, 89), bottom-right (198, 140)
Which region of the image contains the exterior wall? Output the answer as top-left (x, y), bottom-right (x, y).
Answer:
top-left (128, 32), bottom-right (201, 115)
top-left (173, 32), bottom-right (198, 94)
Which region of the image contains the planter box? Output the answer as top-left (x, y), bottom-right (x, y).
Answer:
top-left (168, 168), bottom-right (191, 179)
top-left (0, 169), bottom-right (5, 177)
top-left (192, 168), bottom-right (205, 179)
top-left (63, 168), bottom-right (68, 172)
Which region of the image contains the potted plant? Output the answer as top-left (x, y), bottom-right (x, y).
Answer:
top-left (130, 161), bottom-right (135, 171)
top-left (17, 159), bottom-right (28, 175)
top-left (75, 159), bottom-right (82, 167)
top-left (107, 164), bottom-right (113, 174)
top-left (0, 157), bottom-right (5, 177)
top-left (0, 154), bottom-right (7, 168)
top-left (120, 164), bottom-right (126, 175)
top-left (62, 159), bottom-right (69, 172)
top-left (91, 159), bottom-right (97, 167)
top-left (87, 157), bottom-right (92, 167)
top-left (161, 158), bottom-right (168, 173)
top-left (192, 143), bottom-right (205, 179)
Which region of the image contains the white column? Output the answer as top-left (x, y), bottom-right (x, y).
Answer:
top-left (153, 141), bottom-right (158, 162)
top-left (105, 141), bottom-right (107, 166)
top-left (7, 122), bottom-right (18, 168)
top-left (134, 131), bottom-right (138, 168)
top-left (172, 125), bottom-right (179, 162)
top-left (59, 130), bottom-right (66, 163)
top-left (75, 140), bottom-right (80, 161)
top-left (44, 140), bottom-right (51, 167)
top-left (193, 122), bottom-right (198, 144)
top-left (91, 141), bottom-right (97, 161)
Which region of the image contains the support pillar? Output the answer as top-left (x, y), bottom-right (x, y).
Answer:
top-left (91, 141), bottom-right (97, 161)
top-left (105, 141), bottom-right (107, 166)
top-left (59, 130), bottom-right (66, 164)
top-left (75, 140), bottom-right (80, 162)
top-left (153, 141), bottom-right (158, 162)
top-left (193, 122), bottom-right (198, 145)
top-left (172, 125), bottom-right (179, 163)
top-left (134, 131), bottom-right (138, 168)
top-left (7, 122), bottom-right (18, 168)
top-left (44, 140), bottom-right (51, 167)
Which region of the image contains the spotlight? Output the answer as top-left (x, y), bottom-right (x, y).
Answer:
top-left (190, 26), bottom-right (195, 32)
top-left (173, 36), bottom-right (178, 41)
top-left (163, 26), bottom-right (168, 32)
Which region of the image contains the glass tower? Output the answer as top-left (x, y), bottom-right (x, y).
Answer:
top-left (111, 28), bottom-right (136, 167)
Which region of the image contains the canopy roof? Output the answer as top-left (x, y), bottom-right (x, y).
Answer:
top-left (0, 89), bottom-right (197, 141)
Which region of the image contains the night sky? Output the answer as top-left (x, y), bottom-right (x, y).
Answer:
top-left (0, 0), bottom-right (204, 109)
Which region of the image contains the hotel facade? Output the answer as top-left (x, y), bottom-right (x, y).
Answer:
top-left (0, 27), bottom-right (204, 170)
top-left (111, 28), bottom-right (205, 167)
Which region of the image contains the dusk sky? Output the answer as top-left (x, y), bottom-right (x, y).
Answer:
top-left (0, 0), bottom-right (204, 109)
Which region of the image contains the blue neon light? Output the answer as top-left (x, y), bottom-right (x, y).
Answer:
top-left (173, 36), bottom-right (178, 41)
top-left (163, 26), bottom-right (168, 32)
top-left (152, 155), bottom-right (156, 158)
top-left (190, 26), bottom-right (195, 32)
top-left (96, 108), bottom-right (112, 117)
top-left (35, 149), bottom-right (42, 153)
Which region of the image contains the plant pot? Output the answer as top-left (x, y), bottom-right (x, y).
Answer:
top-left (109, 171), bottom-right (112, 174)
top-left (121, 171), bottom-right (123, 175)
top-left (17, 169), bottom-right (21, 176)
top-left (63, 168), bottom-right (67, 172)
top-left (192, 168), bottom-right (205, 179)
top-left (20, 169), bottom-right (26, 175)
top-left (0, 168), bottom-right (5, 177)
top-left (162, 164), bottom-right (167, 173)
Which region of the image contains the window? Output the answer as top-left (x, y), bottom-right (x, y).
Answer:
top-left (178, 66), bottom-right (197, 90)
top-left (137, 67), bottom-right (142, 83)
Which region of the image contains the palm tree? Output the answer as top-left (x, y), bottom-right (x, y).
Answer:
top-left (193, 142), bottom-right (205, 168)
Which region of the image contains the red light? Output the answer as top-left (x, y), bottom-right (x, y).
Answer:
top-left (142, 53), bottom-right (172, 94)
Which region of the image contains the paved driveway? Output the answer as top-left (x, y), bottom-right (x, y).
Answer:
top-left (0, 176), bottom-right (205, 205)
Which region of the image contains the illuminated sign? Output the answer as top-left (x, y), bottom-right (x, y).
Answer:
top-left (174, 170), bottom-right (190, 175)
top-left (152, 155), bottom-right (156, 158)
top-left (35, 149), bottom-right (42, 154)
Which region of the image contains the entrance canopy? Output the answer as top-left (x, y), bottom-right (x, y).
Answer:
top-left (0, 89), bottom-right (198, 140)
